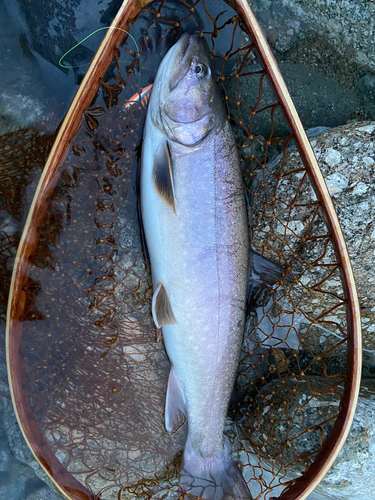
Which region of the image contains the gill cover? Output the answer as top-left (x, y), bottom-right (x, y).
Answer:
top-left (151, 33), bottom-right (226, 146)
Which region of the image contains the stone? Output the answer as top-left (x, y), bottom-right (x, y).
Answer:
top-left (252, 0), bottom-right (375, 73)
top-left (241, 376), bottom-right (343, 476)
top-left (0, 434), bottom-right (38, 500)
top-left (324, 172), bottom-right (348, 197)
top-left (268, 121), bottom-right (375, 373)
top-left (236, 377), bottom-right (375, 500)
top-left (2, 397), bottom-right (35, 465)
top-left (357, 75), bottom-right (375, 120)
top-left (0, 1), bottom-right (65, 134)
top-left (309, 378), bottom-right (375, 499)
top-left (225, 61), bottom-right (359, 138)
top-left (26, 486), bottom-right (65, 500)
top-left (1, 396), bottom-right (59, 488)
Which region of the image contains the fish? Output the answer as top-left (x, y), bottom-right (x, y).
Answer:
top-left (140, 33), bottom-right (284, 500)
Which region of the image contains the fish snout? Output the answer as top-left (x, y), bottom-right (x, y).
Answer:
top-left (169, 33), bottom-right (211, 91)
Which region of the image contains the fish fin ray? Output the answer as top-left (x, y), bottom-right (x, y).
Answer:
top-left (165, 368), bottom-right (186, 432)
top-left (152, 140), bottom-right (176, 212)
top-left (180, 455), bottom-right (253, 500)
top-left (247, 250), bottom-right (291, 312)
top-left (152, 283), bottom-right (177, 329)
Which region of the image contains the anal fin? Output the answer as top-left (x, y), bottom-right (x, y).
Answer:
top-left (152, 283), bottom-right (177, 329)
top-left (165, 368), bottom-right (186, 432)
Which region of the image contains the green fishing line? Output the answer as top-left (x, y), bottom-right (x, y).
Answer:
top-left (58, 27), bottom-right (140, 69)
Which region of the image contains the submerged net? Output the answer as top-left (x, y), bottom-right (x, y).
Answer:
top-left (10, 1), bottom-right (351, 499)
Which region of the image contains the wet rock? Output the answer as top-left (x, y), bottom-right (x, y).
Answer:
top-left (26, 485), bottom-right (65, 500)
top-left (2, 397), bottom-right (35, 465)
top-left (237, 377), bottom-right (375, 500)
top-left (270, 121), bottom-right (375, 371)
top-left (0, 90), bottom-right (48, 135)
top-left (0, 1), bottom-right (70, 134)
top-left (310, 378), bottom-right (375, 499)
top-left (5, 0), bottom-right (118, 73)
top-left (241, 376), bottom-right (343, 476)
top-left (358, 75), bottom-right (375, 120)
top-left (2, 397), bottom-right (58, 488)
top-left (0, 424), bottom-right (39, 499)
top-left (252, 0), bottom-right (375, 73)
top-left (226, 61), bottom-right (359, 138)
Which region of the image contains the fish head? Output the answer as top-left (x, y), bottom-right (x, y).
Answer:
top-left (150, 33), bottom-right (226, 146)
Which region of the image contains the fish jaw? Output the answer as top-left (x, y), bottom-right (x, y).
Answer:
top-left (149, 33), bottom-right (226, 146)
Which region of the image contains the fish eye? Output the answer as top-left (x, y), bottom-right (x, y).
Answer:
top-left (194, 64), bottom-right (206, 76)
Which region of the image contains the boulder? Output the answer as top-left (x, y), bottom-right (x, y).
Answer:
top-left (270, 122), bottom-right (375, 367)
top-left (225, 60), bottom-right (359, 138)
top-left (251, 0), bottom-right (375, 73)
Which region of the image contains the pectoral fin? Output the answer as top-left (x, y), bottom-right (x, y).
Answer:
top-left (247, 250), bottom-right (292, 311)
top-left (165, 368), bottom-right (186, 432)
top-left (152, 283), bottom-right (177, 329)
top-left (152, 140), bottom-right (176, 212)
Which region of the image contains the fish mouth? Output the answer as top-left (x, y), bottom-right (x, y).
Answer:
top-left (166, 113), bottom-right (209, 125)
top-left (177, 33), bottom-right (191, 65)
top-left (169, 33), bottom-right (191, 91)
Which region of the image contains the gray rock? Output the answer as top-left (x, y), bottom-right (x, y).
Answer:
top-left (241, 375), bottom-right (342, 476)
top-left (26, 485), bottom-right (65, 500)
top-left (2, 397), bottom-right (35, 465)
top-left (0, 1), bottom-right (68, 134)
top-left (358, 75), bottom-right (375, 120)
top-left (252, 0), bottom-right (375, 73)
top-left (237, 377), bottom-right (375, 500)
top-left (2, 396), bottom-right (58, 489)
top-left (0, 451), bottom-right (36, 500)
top-left (0, 431), bottom-right (12, 472)
top-left (225, 62), bottom-right (359, 138)
top-left (310, 378), bottom-right (375, 499)
top-left (268, 121), bottom-right (375, 371)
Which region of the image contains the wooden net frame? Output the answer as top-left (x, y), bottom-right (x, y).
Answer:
top-left (6, 1), bottom-right (361, 499)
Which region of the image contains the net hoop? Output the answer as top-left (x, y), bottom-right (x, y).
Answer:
top-left (6, 1), bottom-right (361, 499)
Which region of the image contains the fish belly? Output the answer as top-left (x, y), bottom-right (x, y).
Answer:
top-left (141, 122), bottom-right (248, 459)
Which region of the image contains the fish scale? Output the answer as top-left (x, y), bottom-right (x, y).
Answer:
top-left (141, 33), bottom-right (252, 499)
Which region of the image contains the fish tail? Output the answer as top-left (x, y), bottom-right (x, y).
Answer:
top-left (180, 450), bottom-right (253, 500)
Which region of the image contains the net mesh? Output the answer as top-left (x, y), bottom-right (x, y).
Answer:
top-left (8, 1), bottom-right (351, 499)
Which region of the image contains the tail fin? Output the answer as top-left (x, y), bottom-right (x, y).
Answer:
top-left (180, 455), bottom-right (253, 500)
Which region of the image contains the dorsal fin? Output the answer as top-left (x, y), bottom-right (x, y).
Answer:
top-left (152, 141), bottom-right (176, 213)
top-left (152, 283), bottom-right (177, 329)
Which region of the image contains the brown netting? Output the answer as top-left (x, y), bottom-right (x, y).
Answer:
top-left (7, 1), bottom-right (358, 499)
top-left (0, 129), bottom-right (53, 396)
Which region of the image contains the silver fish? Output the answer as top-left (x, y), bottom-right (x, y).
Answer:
top-left (141, 33), bottom-right (252, 500)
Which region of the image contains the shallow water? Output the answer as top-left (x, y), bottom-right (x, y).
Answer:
top-left (0, 0), bottom-right (369, 499)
